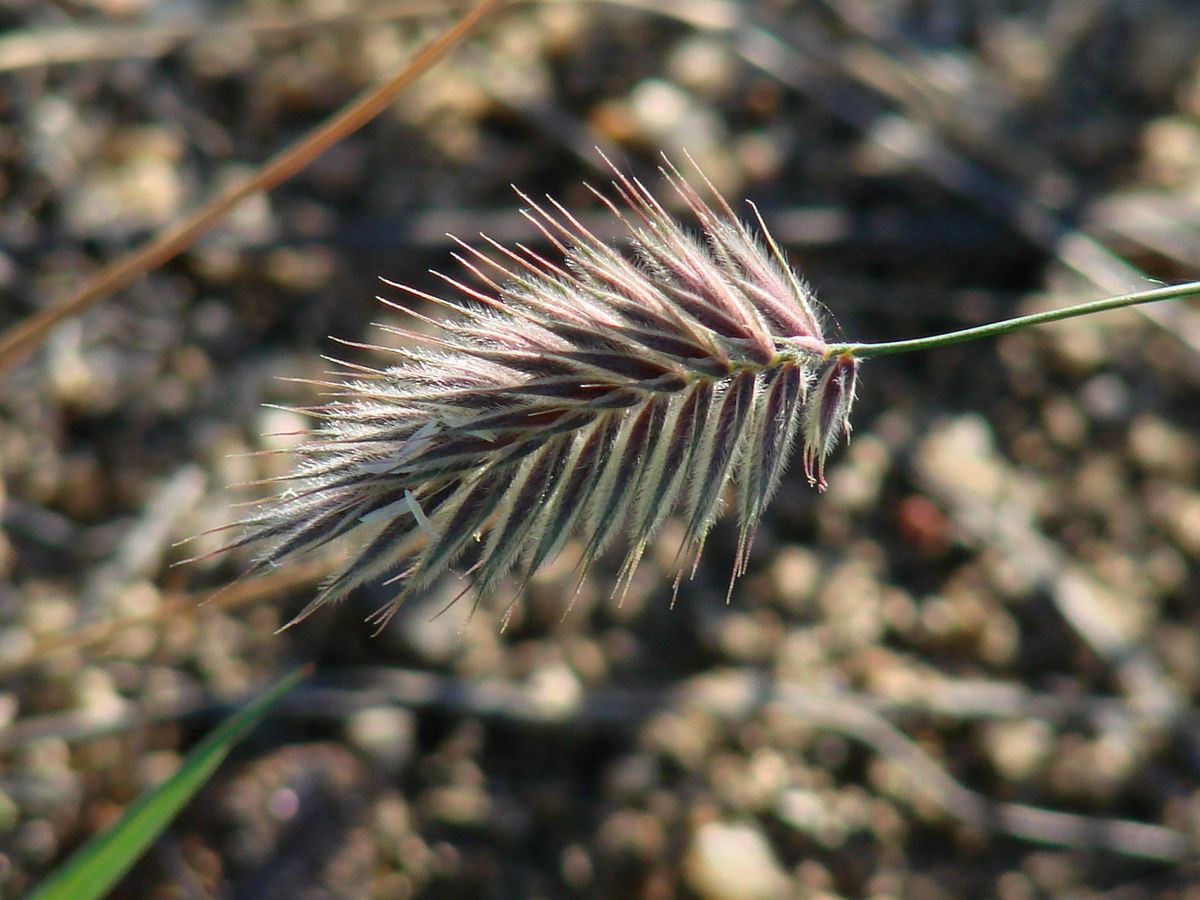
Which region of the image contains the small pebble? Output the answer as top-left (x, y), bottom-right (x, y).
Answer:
top-left (346, 707), bottom-right (417, 774)
top-left (683, 821), bottom-right (790, 900)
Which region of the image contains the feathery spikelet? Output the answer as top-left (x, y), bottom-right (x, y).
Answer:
top-left (217, 154), bottom-right (858, 629)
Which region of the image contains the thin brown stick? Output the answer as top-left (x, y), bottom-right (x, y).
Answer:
top-left (0, 557), bottom-right (335, 677)
top-left (0, 0), bottom-right (505, 377)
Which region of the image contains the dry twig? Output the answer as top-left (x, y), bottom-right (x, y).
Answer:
top-left (0, 0), bottom-right (505, 376)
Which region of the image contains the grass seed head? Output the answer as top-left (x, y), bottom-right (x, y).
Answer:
top-left (224, 154), bottom-right (858, 629)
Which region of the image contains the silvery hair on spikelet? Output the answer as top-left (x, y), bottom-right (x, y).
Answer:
top-left (210, 153), bottom-right (858, 630)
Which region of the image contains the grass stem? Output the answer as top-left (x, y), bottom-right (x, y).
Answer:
top-left (825, 281), bottom-right (1200, 359)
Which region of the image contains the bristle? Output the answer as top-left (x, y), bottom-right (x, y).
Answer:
top-left (226, 156), bottom-right (859, 627)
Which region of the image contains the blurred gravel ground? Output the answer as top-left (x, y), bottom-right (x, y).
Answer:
top-left (2, 1), bottom-right (1200, 897)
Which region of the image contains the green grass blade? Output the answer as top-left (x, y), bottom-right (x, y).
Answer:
top-left (29, 665), bottom-right (312, 900)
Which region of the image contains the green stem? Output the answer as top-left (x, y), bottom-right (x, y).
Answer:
top-left (825, 280), bottom-right (1200, 360)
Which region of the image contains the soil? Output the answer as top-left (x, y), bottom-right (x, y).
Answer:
top-left (2, 2), bottom-right (1200, 897)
